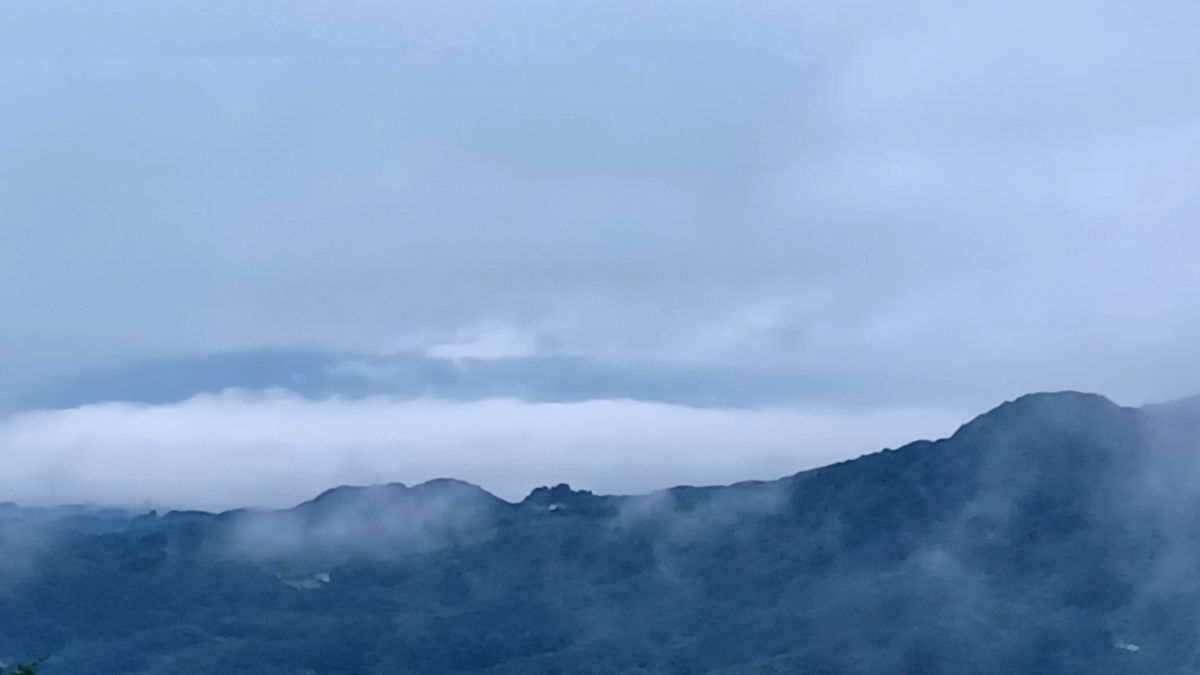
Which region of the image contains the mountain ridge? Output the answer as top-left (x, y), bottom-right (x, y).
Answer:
top-left (2, 389), bottom-right (1198, 674)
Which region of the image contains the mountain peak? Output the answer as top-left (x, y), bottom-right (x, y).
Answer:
top-left (412, 477), bottom-right (487, 493)
top-left (308, 482), bottom-right (408, 505)
top-left (523, 483), bottom-right (614, 514)
top-left (524, 483), bottom-right (588, 500)
top-left (1002, 390), bottom-right (1117, 412)
top-left (952, 391), bottom-right (1122, 439)
top-left (298, 479), bottom-right (501, 513)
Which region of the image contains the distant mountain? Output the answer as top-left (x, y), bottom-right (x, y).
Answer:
top-left (1, 391), bottom-right (1198, 674)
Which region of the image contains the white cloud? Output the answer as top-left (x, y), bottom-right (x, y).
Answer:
top-left (0, 391), bottom-right (960, 511)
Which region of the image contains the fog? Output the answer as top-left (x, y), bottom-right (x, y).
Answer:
top-left (227, 481), bottom-right (500, 562)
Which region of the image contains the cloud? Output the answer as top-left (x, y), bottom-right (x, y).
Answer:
top-left (0, 391), bottom-right (959, 511)
top-left (0, 0), bottom-right (1197, 412)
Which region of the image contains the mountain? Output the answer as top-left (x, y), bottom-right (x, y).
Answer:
top-left (1, 391), bottom-right (1198, 674)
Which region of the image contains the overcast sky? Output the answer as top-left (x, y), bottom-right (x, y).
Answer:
top-left (2, 1), bottom-right (1198, 509)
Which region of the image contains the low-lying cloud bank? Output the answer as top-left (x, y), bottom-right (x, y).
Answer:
top-left (0, 391), bottom-right (959, 511)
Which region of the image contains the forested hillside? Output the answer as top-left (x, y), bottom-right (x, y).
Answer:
top-left (2, 392), bottom-right (1197, 674)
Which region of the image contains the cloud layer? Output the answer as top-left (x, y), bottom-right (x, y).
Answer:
top-left (0, 391), bottom-right (959, 510)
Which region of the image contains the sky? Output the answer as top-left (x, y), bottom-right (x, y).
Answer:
top-left (1, 0), bottom-right (1198, 509)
